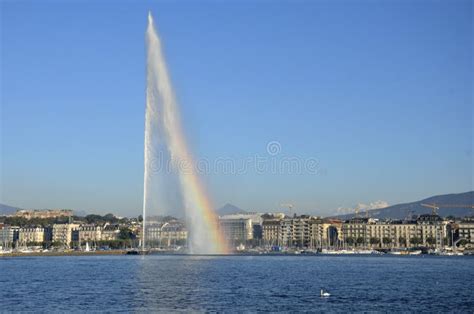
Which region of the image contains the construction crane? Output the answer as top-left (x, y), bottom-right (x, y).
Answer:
top-left (421, 203), bottom-right (474, 216)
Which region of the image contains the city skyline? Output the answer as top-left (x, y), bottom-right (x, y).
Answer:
top-left (2, 1), bottom-right (472, 217)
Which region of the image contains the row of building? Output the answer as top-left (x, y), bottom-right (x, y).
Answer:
top-left (218, 213), bottom-right (474, 249)
top-left (145, 220), bottom-right (187, 247)
top-left (0, 223), bottom-right (123, 248)
top-left (2, 213), bottom-right (474, 250)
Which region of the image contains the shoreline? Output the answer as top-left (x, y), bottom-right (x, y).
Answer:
top-left (1, 250), bottom-right (472, 258)
top-left (0, 250), bottom-right (128, 257)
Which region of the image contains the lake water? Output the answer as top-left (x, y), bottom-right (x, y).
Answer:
top-left (1, 255), bottom-right (473, 312)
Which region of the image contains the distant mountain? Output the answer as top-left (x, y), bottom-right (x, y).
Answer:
top-left (216, 203), bottom-right (247, 216)
top-left (330, 191), bottom-right (474, 220)
top-left (0, 203), bottom-right (20, 215)
top-left (0, 204), bottom-right (90, 217)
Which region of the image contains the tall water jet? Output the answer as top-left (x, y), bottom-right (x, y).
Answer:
top-left (143, 12), bottom-right (227, 254)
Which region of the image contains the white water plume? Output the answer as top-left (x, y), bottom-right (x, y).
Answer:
top-left (143, 12), bottom-right (226, 254)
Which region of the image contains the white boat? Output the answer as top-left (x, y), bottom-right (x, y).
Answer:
top-left (389, 249), bottom-right (421, 255)
top-left (439, 251), bottom-right (464, 256)
top-left (355, 249), bottom-right (380, 255)
top-left (321, 249), bottom-right (343, 255)
top-left (388, 251), bottom-right (402, 255)
top-left (340, 249), bottom-right (356, 254)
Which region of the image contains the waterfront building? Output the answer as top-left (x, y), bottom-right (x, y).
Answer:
top-left (262, 218), bottom-right (281, 247)
top-left (0, 225), bottom-right (20, 248)
top-left (0, 224), bottom-right (5, 248)
top-left (218, 213), bottom-right (264, 246)
top-left (417, 214), bottom-right (449, 247)
top-left (220, 213), bottom-right (263, 241)
top-left (458, 217), bottom-right (474, 245)
top-left (72, 225), bottom-right (103, 244)
top-left (129, 224), bottom-right (142, 241)
top-left (291, 216), bottom-right (312, 247)
top-left (1, 225), bottom-right (12, 248)
top-left (341, 218), bottom-right (371, 247)
top-left (339, 215), bottom-right (449, 249)
top-left (145, 223), bottom-right (161, 247)
top-left (365, 221), bottom-right (392, 247)
top-left (279, 216), bottom-right (313, 248)
top-left (277, 215), bottom-right (330, 248)
top-left (261, 215), bottom-right (341, 249)
top-left (219, 217), bottom-right (253, 245)
top-left (101, 224), bottom-right (120, 241)
top-left (43, 226), bottom-right (53, 243)
top-left (18, 227), bottom-right (44, 245)
top-left (145, 221), bottom-right (187, 247)
top-left (391, 221), bottom-right (418, 247)
top-left (342, 218), bottom-right (420, 248)
top-left (279, 218), bottom-right (292, 247)
top-left (52, 223), bottom-right (80, 247)
top-left (311, 218), bottom-right (341, 248)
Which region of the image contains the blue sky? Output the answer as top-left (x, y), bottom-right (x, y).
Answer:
top-left (1, 0), bottom-right (472, 216)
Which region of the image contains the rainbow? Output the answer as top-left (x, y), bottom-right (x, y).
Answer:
top-left (144, 12), bottom-right (228, 254)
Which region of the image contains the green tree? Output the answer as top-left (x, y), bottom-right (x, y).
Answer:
top-left (457, 239), bottom-right (468, 247)
top-left (175, 239), bottom-right (186, 246)
top-left (410, 237), bottom-right (421, 246)
top-left (52, 241), bottom-right (63, 248)
top-left (103, 214), bottom-right (118, 223)
top-left (356, 237), bottom-right (365, 246)
top-left (345, 237), bottom-right (355, 246)
top-left (85, 214), bottom-right (104, 224)
top-left (118, 227), bottom-right (133, 240)
top-left (426, 237), bottom-right (436, 246)
top-left (382, 237), bottom-right (392, 245)
top-left (398, 237), bottom-right (407, 247)
top-left (26, 241), bottom-right (42, 247)
top-left (370, 237), bottom-right (380, 246)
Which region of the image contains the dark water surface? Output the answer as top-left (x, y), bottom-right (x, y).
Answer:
top-left (1, 255), bottom-right (473, 312)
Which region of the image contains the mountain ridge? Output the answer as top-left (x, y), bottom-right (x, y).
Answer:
top-left (216, 203), bottom-right (247, 216)
top-left (329, 191), bottom-right (474, 220)
top-left (0, 203), bottom-right (20, 215)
